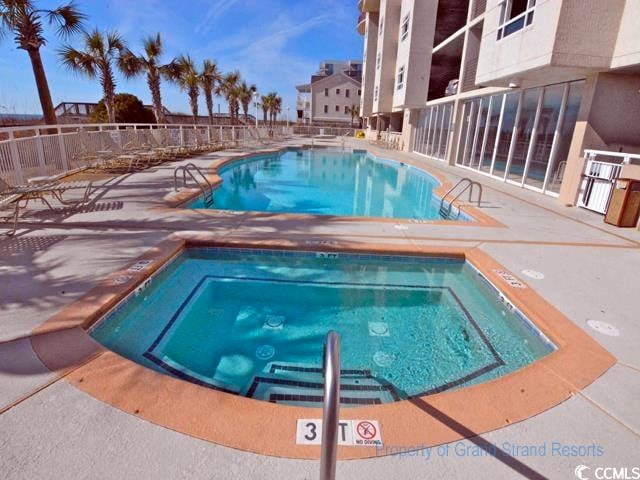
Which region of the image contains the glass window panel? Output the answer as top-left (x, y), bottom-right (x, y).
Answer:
top-left (439, 104), bottom-right (452, 160)
top-left (493, 92), bottom-right (520, 178)
top-left (470, 98), bottom-right (489, 169)
top-left (507, 88), bottom-right (540, 182)
top-left (434, 108), bottom-right (444, 159)
top-left (456, 102), bottom-right (471, 165)
top-left (547, 80), bottom-right (584, 194)
top-left (461, 100), bottom-right (480, 166)
top-left (427, 107), bottom-right (438, 156)
top-left (525, 84), bottom-right (563, 189)
top-left (480, 94), bottom-right (503, 173)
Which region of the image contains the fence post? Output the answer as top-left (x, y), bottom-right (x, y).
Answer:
top-left (35, 129), bottom-right (47, 176)
top-left (7, 131), bottom-right (25, 185)
top-left (180, 125), bottom-right (184, 146)
top-left (57, 126), bottom-right (69, 171)
top-left (207, 125), bottom-right (212, 144)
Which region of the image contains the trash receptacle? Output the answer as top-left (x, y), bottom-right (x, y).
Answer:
top-left (604, 178), bottom-right (640, 227)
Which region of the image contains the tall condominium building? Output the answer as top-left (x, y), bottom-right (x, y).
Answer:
top-left (357, 0), bottom-right (640, 208)
top-left (296, 60), bottom-right (363, 125)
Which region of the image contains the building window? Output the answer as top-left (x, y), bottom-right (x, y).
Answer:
top-left (335, 105), bottom-right (340, 112)
top-left (374, 86), bottom-right (379, 101)
top-left (345, 89), bottom-right (350, 98)
top-left (324, 105), bottom-right (328, 114)
top-left (396, 66), bottom-right (405, 91)
top-left (497, 0), bottom-right (536, 40)
top-left (344, 106), bottom-right (349, 114)
top-left (379, 16), bottom-right (384, 36)
top-left (400, 12), bottom-right (410, 41)
top-left (324, 88), bottom-right (329, 97)
top-left (358, 89), bottom-right (361, 96)
top-left (376, 52), bottom-right (381, 70)
top-left (336, 88), bottom-right (341, 95)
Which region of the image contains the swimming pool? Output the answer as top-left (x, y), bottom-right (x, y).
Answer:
top-left (187, 148), bottom-right (470, 221)
top-left (91, 247), bottom-right (553, 407)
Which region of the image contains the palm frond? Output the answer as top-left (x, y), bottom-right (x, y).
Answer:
top-left (58, 44), bottom-right (96, 77)
top-left (46, 2), bottom-right (85, 39)
top-left (118, 48), bottom-right (143, 78)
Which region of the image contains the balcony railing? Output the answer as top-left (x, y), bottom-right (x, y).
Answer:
top-left (357, 12), bottom-right (366, 35)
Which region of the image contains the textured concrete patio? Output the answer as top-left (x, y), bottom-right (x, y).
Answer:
top-left (1, 139), bottom-right (638, 479)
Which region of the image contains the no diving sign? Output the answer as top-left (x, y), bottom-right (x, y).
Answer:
top-left (296, 419), bottom-right (382, 446)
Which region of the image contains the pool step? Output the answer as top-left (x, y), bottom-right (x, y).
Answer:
top-left (244, 363), bottom-right (400, 407)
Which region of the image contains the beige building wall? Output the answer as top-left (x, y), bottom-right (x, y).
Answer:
top-left (612, 0), bottom-right (640, 69)
top-left (476, 0), bottom-right (561, 86)
top-left (559, 72), bottom-right (640, 205)
top-left (311, 74), bottom-right (362, 124)
top-left (360, 12), bottom-right (379, 118)
top-left (392, 0), bottom-right (437, 110)
top-left (372, 0), bottom-right (401, 114)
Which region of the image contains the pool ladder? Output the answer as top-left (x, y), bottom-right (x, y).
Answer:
top-left (173, 163), bottom-right (214, 207)
top-left (439, 178), bottom-right (483, 220)
top-left (320, 331), bottom-right (340, 480)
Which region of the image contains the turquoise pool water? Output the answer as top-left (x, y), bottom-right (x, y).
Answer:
top-left (91, 248), bottom-right (553, 407)
top-left (188, 148), bottom-right (469, 221)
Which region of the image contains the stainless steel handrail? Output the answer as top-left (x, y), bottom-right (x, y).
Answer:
top-left (173, 163), bottom-right (215, 205)
top-left (439, 177), bottom-right (483, 219)
top-left (319, 331), bottom-right (341, 480)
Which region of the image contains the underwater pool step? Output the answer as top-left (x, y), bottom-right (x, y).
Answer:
top-left (244, 371), bottom-right (400, 406)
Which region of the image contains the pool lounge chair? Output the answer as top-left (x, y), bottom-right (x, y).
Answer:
top-left (0, 177), bottom-right (94, 236)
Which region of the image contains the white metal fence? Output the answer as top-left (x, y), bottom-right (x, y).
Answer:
top-left (0, 123), bottom-right (292, 186)
top-left (578, 149), bottom-right (640, 214)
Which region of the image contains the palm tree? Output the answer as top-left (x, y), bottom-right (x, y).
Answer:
top-left (260, 94), bottom-right (270, 126)
top-left (346, 104), bottom-right (360, 128)
top-left (217, 71), bottom-right (241, 125)
top-left (238, 81), bottom-right (256, 123)
top-left (200, 59), bottom-right (220, 125)
top-left (59, 28), bottom-right (126, 123)
top-left (119, 33), bottom-right (172, 124)
top-left (267, 93), bottom-right (282, 127)
top-left (0, 0), bottom-right (85, 125)
top-left (166, 54), bottom-right (200, 124)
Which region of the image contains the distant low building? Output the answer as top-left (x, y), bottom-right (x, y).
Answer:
top-left (297, 60), bottom-right (363, 126)
top-left (53, 101), bottom-right (255, 125)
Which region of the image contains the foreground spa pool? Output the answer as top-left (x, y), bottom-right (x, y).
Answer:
top-left (91, 247), bottom-right (553, 407)
top-left (187, 148), bottom-right (470, 221)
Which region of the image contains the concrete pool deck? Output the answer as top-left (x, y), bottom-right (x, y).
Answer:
top-left (1, 139), bottom-right (639, 479)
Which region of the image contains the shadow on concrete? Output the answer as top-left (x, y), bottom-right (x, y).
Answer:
top-left (409, 396), bottom-right (547, 480)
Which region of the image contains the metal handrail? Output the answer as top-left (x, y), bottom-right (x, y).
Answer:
top-left (439, 178), bottom-right (483, 219)
top-left (173, 163), bottom-right (215, 206)
top-left (319, 331), bottom-right (341, 480)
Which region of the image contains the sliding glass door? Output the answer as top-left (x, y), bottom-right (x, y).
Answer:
top-left (453, 80), bottom-right (584, 196)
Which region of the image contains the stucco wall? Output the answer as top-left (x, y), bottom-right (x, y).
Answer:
top-left (392, 0), bottom-right (437, 109)
top-left (311, 75), bottom-right (362, 123)
top-left (373, 0), bottom-right (401, 113)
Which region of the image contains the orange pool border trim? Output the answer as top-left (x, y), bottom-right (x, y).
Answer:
top-left (161, 146), bottom-right (504, 228)
top-left (31, 234), bottom-right (615, 460)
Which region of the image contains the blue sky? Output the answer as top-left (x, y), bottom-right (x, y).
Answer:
top-left (0, 0), bottom-right (362, 117)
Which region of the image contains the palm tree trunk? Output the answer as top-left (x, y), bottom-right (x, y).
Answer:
top-left (189, 88), bottom-right (199, 124)
top-left (27, 48), bottom-right (57, 126)
top-left (147, 72), bottom-right (165, 124)
top-left (102, 66), bottom-right (117, 123)
top-left (205, 91), bottom-right (214, 125)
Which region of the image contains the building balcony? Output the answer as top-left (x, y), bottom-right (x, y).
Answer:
top-left (358, 0), bottom-right (380, 13)
top-left (357, 12), bottom-right (366, 35)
